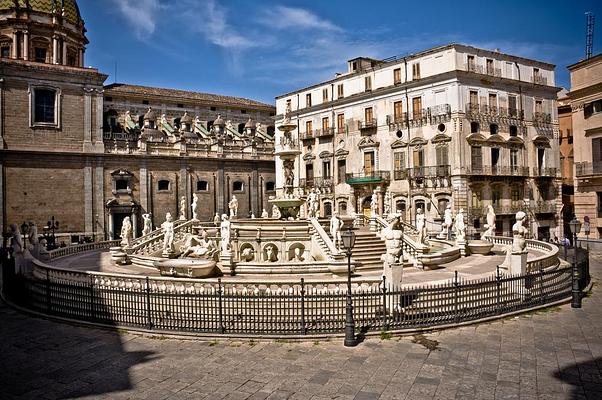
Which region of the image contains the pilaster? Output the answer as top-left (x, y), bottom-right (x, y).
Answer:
top-left (84, 163), bottom-right (93, 236)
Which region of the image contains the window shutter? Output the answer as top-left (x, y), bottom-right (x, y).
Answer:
top-left (593, 138), bottom-right (602, 162)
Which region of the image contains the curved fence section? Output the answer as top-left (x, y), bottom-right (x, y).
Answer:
top-left (1, 256), bottom-right (574, 336)
top-left (47, 240), bottom-right (120, 260)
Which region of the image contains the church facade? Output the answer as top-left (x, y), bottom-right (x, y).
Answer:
top-left (0, 1), bottom-right (276, 243)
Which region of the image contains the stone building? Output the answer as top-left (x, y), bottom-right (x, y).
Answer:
top-left (275, 44), bottom-right (561, 239)
top-left (0, 0), bottom-right (276, 243)
top-left (557, 89), bottom-right (574, 238)
top-left (570, 53), bottom-right (602, 239)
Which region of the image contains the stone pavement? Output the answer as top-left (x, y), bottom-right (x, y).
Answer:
top-left (2, 254), bottom-right (601, 399)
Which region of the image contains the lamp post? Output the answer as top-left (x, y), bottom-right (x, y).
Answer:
top-left (340, 227), bottom-right (357, 347)
top-left (46, 216), bottom-right (59, 250)
top-left (569, 217), bottom-right (582, 308)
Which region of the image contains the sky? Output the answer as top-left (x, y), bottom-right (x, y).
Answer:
top-left (80, 0), bottom-right (602, 105)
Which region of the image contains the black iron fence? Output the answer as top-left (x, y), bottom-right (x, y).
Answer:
top-left (0, 251), bottom-right (575, 336)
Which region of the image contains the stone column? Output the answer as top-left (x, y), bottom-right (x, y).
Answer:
top-left (251, 169), bottom-right (259, 216)
top-left (94, 164), bottom-right (105, 241)
top-left (217, 165), bottom-right (225, 215)
top-left (52, 35), bottom-right (59, 64)
top-left (23, 30), bottom-right (29, 60)
top-left (84, 164), bottom-right (93, 237)
top-left (108, 213), bottom-right (114, 240)
top-left (83, 89), bottom-right (92, 147)
top-left (62, 38), bottom-right (67, 66)
top-left (79, 48), bottom-right (84, 67)
top-left (139, 164), bottom-right (149, 213)
top-left (179, 165), bottom-right (188, 219)
top-left (94, 91), bottom-right (105, 149)
top-left (11, 31), bottom-right (18, 58)
top-left (131, 213), bottom-right (138, 239)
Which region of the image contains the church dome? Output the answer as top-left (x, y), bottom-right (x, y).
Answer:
top-left (0, 0), bottom-right (83, 25)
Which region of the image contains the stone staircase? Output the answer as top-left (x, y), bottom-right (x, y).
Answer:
top-left (352, 228), bottom-right (387, 271)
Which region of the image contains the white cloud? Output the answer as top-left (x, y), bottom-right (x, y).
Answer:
top-left (258, 6), bottom-right (342, 32)
top-left (111, 0), bottom-right (162, 38)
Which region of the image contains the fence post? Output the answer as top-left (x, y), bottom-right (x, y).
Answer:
top-left (300, 278), bottom-right (306, 335)
top-left (454, 271), bottom-right (459, 323)
top-left (45, 268), bottom-right (51, 314)
top-left (218, 278), bottom-right (225, 333)
top-left (496, 266), bottom-right (501, 315)
top-left (382, 275), bottom-right (388, 330)
top-left (89, 275), bottom-right (95, 321)
top-left (145, 276), bottom-right (153, 329)
top-left (539, 268), bottom-right (545, 303)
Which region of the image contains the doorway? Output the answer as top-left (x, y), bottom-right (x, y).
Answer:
top-left (112, 213), bottom-right (129, 240)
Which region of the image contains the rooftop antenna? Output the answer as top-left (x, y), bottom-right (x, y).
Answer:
top-left (586, 12), bottom-right (595, 59)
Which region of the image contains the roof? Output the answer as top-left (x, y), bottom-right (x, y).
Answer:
top-left (0, 0), bottom-right (82, 25)
top-left (567, 53), bottom-right (602, 71)
top-left (104, 83), bottom-right (274, 110)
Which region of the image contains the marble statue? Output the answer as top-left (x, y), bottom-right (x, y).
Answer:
top-left (181, 232), bottom-right (217, 259)
top-left (370, 189), bottom-right (378, 217)
top-left (283, 160), bottom-right (295, 194)
top-left (162, 213), bottom-right (175, 255)
top-left (329, 212), bottom-right (343, 249)
top-left (381, 214), bottom-right (404, 286)
top-left (220, 214), bottom-right (231, 253)
top-left (142, 213), bottom-right (152, 236)
top-left (384, 190), bottom-right (392, 215)
top-left (228, 195), bottom-right (238, 218)
top-left (439, 204), bottom-right (453, 240)
top-left (191, 193), bottom-right (199, 220)
top-left (481, 205), bottom-right (496, 239)
top-left (272, 204), bottom-right (281, 219)
top-left (179, 196), bottom-right (187, 220)
top-left (28, 222), bottom-right (40, 260)
top-left (454, 208), bottom-right (466, 242)
top-left (213, 213), bottom-right (221, 227)
top-left (120, 216), bottom-right (133, 247)
top-left (261, 209), bottom-right (269, 218)
top-left (10, 223), bottom-right (25, 274)
top-left (511, 211), bottom-right (528, 253)
top-left (416, 208), bottom-right (428, 245)
top-left (240, 247), bottom-right (254, 262)
top-left (307, 188), bottom-right (319, 219)
top-left (251, 213), bottom-right (256, 219)
top-left (265, 244), bottom-right (278, 262)
top-left (292, 247), bottom-right (304, 262)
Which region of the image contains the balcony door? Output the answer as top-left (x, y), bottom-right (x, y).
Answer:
top-left (412, 97), bottom-right (422, 118)
top-left (363, 151), bottom-right (374, 175)
top-left (469, 90), bottom-right (479, 107)
top-left (471, 146), bottom-right (482, 172)
top-left (305, 163), bottom-right (314, 186)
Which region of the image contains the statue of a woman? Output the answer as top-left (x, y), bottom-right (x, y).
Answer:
top-left (481, 205), bottom-right (496, 239)
top-left (329, 212), bottom-right (343, 249)
top-left (370, 190), bottom-right (378, 217)
top-left (142, 213), bottom-right (153, 236)
top-left (454, 208), bottom-right (466, 242)
top-left (220, 214), bottom-right (231, 253)
top-left (511, 211), bottom-right (528, 253)
top-left (10, 224), bottom-right (24, 274)
top-left (191, 193), bottom-right (199, 220)
top-left (162, 213), bottom-right (175, 255)
top-left (416, 208), bottom-right (428, 245)
top-left (179, 196), bottom-right (187, 220)
top-left (120, 216), bottom-right (132, 247)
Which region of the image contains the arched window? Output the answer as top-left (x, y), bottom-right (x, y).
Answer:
top-left (470, 121), bottom-right (479, 133)
top-left (338, 201), bottom-right (347, 215)
top-left (509, 125), bottom-right (518, 137)
top-left (265, 181), bottom-right (275, 191)
top-left (490, 123), bottom-right (499, 135)
top-left (233, 181), bottom-right (244, 192)
top-left (197, 180), bottom-right (209, 191)
top-left (158, 180), bottom-right (170, 191)
top-left (324, 202), bottom-right (333, 217)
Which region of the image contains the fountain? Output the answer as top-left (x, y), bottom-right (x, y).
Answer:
top-left (269, 103), bottom-right (305, 219)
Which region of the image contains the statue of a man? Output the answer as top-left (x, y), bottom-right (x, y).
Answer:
top-left (329, 212), bottom-right (343, 249)
top-left (416, 208), bottom-right (428, 245)
top-left (142, 213), bottom-right (153, 236)
top-left (454, 208), bottom-right (466, 242)
top-left (179, 196), bottom-right (187, 220)
top-left (307, 189), bottom-right (318, 219)
top-left (162, 213), bottom-right (175, 255)
top-left (443, 204), bottom-right (453, 240)
top-left (382, 213), bottom-right (403, 266)
top-left (384, 190), bottom-right (391, 215)
top-left (220, 214), bottom-right (231, 253)
top-left (28, 222), bottom-right (40, 260)
top-left (213, 213), bottom-right (221, 227)
top-left (370, 190), bottom-right (378, 217)
top-left (10, 223), bottom-right (24, 274)
top-left (191, 193), bottom-right (199, 220)
top-left (229, 195), bottom-right (238, 218)
top-left (120, 216), bottom-right (133, 247)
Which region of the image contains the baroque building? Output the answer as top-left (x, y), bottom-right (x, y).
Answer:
top-left (570, 53), bottom-right (602, 239)
top-left (275, 44), bottom-right (561, 239)
top-left (0, 0), bottom-right (276, 243)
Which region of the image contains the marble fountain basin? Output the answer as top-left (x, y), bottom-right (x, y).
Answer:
top-left (418, 241), bottom-right (461, 269)
top-left (153, 258), bottom-right (218, 278)
top-left (467, 240), bottom-right (495, 255)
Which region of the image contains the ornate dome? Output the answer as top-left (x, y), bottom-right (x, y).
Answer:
top-left (0, 0), bottom-right (83, 25)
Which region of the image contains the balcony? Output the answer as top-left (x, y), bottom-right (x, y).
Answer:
top-left (467, 165), bottom-right (530, 177)
top-left (407, 165), bottom-right (451, 179)
top-left (533, 112), bottom-right (552, 125)
top-left (358, 118), bottom-right (378, 131)
top-left (299, 177), bottom-right (334, 192)
top-left (464, 63), bottom-right (501, 77)
top-left (465, 103), bottom-right (526, 122)
top-left (530, 201), bottom-right (556, 214)
top-left (345, 171), bottom-right (390, 185)
top-left (533, 167), bottom-right (558, 178)
top-left (315, 127), bottom-right (334, 138)
top-left (394, 169), bottom-right (407, 180)
top-left (575, 161), bottom-right (602, 177)
top-left (532, 74), bottom-right (548, 85)
top-left (468, 203), bottom-right (525, 217)
top-left (387, 104), bottom-right (451, 129)
top-left (299, 130), bottom-right (315, 141)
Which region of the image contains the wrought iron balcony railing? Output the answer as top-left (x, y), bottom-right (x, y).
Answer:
top-left (467, 165), bottom-right (530, 177)
top-left (299, 177), bottom-right (334, 190)
top-left (532, 74), bottom-right (548, 85)
top-left (575, 161), bottom-right (602, 177)
top-left (314, 127), bottom-right (335, 138)
top-left (387, 104), bottom-right (451, 128)
top-left (533, 112), bottom-right (552, 124)
top-left (530, 201), bottom-right (556, 214)
top-left (407, 165), bottom-right (451, 179)
top-left (533, 167), bottom-right (558, 178)
top-left (345, 171), bottom-right (390, 185)
top-left (393, 169), bottom-right (407, 180)
top-left (358, 119), bottom-right (378, 130)
top-left (464, 63), bottom-right (501, 77)
top-left (299, 130), bottom-right (315, 140)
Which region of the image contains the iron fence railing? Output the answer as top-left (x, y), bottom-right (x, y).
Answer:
top-left (315, 127), bottom-right (335, 137)
top-left (532, 74), bottom-right (548, 85)
top-left (345, 171), bottom-right (390, 184)
top-left (407, 165), bottom-right (451, 179)
top-left (466, 165), bottom-right (530, 176)
top-left (0, 254), bottom-right (574, 336)
top-left (533, 167), bottom-right (558, 178)
top-left (575, 161), bottom-right (602, 177)
top-left (299, 177), bottom-right (334, 191)
top-left (358, 119), bottom-right (378, 130)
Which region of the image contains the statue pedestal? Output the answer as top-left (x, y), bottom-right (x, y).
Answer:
top-left (510, 251), bottom-right (528, 276)
top-left (220, 250), bottom-right (235, 275)
top-left (383, 261), bottom-right (403, 289)
top-left (457, 240), bottom-right (467, 257)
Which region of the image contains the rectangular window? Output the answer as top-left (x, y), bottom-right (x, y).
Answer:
top-left (322, 88), bottom-right (328, 102)
top-left (306, 93), bottom-right (312, 107)
top-left (337, 84), bottom-right (344, 98)
top-left (33, 88), bottom-right (56, 124)
top-left (286, 99), bottom-right (291, 110)
top-left (393, 68), bottom-right (401, 84)
top-left (471, 191), bottom-right (482, 208)
top-left (305, 163), bottom-right (314, 183)
top-left (492, 189), bottom-right (501, 207)
top-left (508, 95), bottom-right (517, 116)
top-left (597, 192), bottom-right (602, 218)
top-left (305, 120), bottom-right (312, 136)
top-left (471, 146), bottom-right (483, 171)
top-left (593, 138), bottom-right (602, 162)
top-left (535, 100), bottom-right (543, 114)
top-left (467, 55), bottom-right (475, 71)
top-left (323, 161), bottom-right (331, 179)
top-left (364, 152), bottom-right (374, 174)
top-left (412, 97), bottom-right (422, 119)
top-left (412, 63), bottom-right (420, 79)
top-left (486, 59), bottom-right (494, 75)
top-left (364, 107), bottom-right (373, 124)
top-left (511, 187), bottom-right (520, 203)
top-left (436, 146), bottom-right (448, 166)
top-left (322, 117), bottom-right (329, 131)
top-left (394, 151), bottom-right (405, 171)
top-left (413, 148), bottom-right (424, 167)
top-left (394, 101), bottom-right (403, 122)
top-left (469, 90), bottom-right (479, 107)
top-left (337, 113), bottom-right (345, 134)
top-left (491, 148), bottom-right (500, 167)
top-left (1, 46), bottom-right (9, 58)
top-left (337, 159), bottom-right (346, 183)
top-left (510, 149), bottom-right (518, 168)
top-left (365, 76), bottom-right (372, 91)
top-left (488, 93), bottom-right (497, 112)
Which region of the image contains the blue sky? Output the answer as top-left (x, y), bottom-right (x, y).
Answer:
top-left (80, 0), bottom-right (601, 104)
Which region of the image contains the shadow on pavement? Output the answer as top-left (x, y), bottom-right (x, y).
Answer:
top-left (554, 357), bottom-right (602, 400)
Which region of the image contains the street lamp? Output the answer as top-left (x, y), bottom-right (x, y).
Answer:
top-left (568, 217), bottom-right (582, 308)
top-left (46, 216), bottom-right (59, 249)
top-left (340, 227), bottom-right (357, 347)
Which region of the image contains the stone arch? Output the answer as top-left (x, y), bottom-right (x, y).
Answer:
top-left (262, 242), bottom-right (279, 262)
top-left (287, 242), bottom-right (306, 262)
